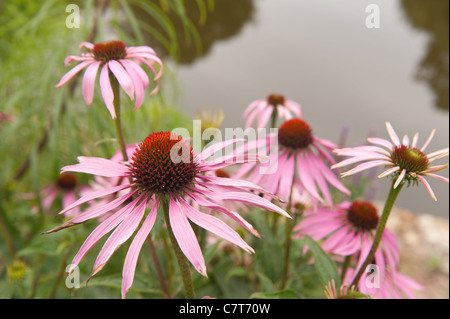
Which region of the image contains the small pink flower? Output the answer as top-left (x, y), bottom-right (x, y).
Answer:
top-left (332, 122), bottom-right (449, 201)
top-left (56, 41), bottom-right (163, 118)
top-left (41, 172), bottom-right (88, 217)
top-left (235, 118), bottom-right (350, 205)
top-left (295, 200), bottom-right (423, 298)
top-left (294, 201), bottom-right (399, 278)
top-left (45, 132), bottom-right (289, 298)
top-left (243, 94), bottom-right (302, 128)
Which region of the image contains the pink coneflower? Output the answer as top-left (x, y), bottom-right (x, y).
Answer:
top-left (45, 132), bottom-right (289, 298)
top-left (41, 172), bottom-right (88, 217)
top-left (243, 94), bottom-right (302, 128)
top-left (294, 201), bottom-right (400, 283)
top-left (332, 122), bottom-right (449, 201)
top-left (56, 40), bottom-right (163, 118)
top-left (235, 118), bottom-right (351, 205)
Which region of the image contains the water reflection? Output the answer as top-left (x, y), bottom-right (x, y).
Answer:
top-left (128, 0), bottom-right (254, 64)
top-left (401, 0), bottom-right (449, 111)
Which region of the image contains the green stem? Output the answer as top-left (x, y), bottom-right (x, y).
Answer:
top-left (280, 176), bottom-right (296, 289)
top-left (281, 214), bottom-right (295, 289)
top-left (350, 181), bottom-right (404, 288)
top-left (109, 73), bottom-right (128, 162)
top-left (162, 198), bottom-right (195, 299)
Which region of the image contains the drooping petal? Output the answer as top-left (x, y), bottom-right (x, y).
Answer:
top-left (82, 61), bottom-right (102, 106)
top-left (416, 175), bottom-right (437, 201)
top-left (120, 60), bottom-right (145, 110)
top-left (188, 192), bottom-right (261, 238)
top-left (108, 60), bottom-right (135, 101)
top-left (207, 191), bottom-right (291, 219)
top-left (121, 197), bottom-right (159, 299)
top-left (56, 184), bottom-right (132, 216)
top-left (297, 152), bottom-right (322, 201)
top-left (99, 64), bottom-right (116, 118)
top-left (67, 196), bottom-right (141, 273)
top-left (55, 60), bottom-right (95, 88)
top-left (169, 198), bottom-right (207, 277)
top-left (91, 195), bottom-right (147, 278)
top-left (179, 199), bottom-right (254, 253)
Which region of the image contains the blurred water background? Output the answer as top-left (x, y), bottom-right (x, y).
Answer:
top-left (141, 0), bottom-right (449, 218)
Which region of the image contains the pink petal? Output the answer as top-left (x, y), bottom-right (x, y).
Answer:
top-left (416, 175), bottom-right (437, 201)
top-left (108, 60), bottom-right (135, 101)
top-left (386, 122), bottom-right (400, 146)
top-left (207, 191), bottom-right (291, 219)
top-left (393, 169), bottom-right (406, 189)
top-left (277, 152), bottom-right (295, 202)
top-left (169, 198), bottom-right (207, 277)
top-left (179, 199), bottom-right (254, 253)
top-left (122, 197), bottom-right (159, 298)
top-left (91, 195), bottom-right (147, 277)
top-left (126, 46), bottom-right (156, 55)
top-left (188, 192), bottom-right (261, 238)
top-left (297, 152), bottom-right (322, 201)
top-left (200, 138), bottom-right (244, 161)
top-left (99, 64), bottom-right (116, 118)
top-left (82, 61), bottom-right (102, 106)
top-left (58, 183), bottom-right (132, 216)
top-left (68, 196), bottom-right (141, 273)
top-left (120, 60), bottom-right (144, 110)
top-left (257, 104), bottom-right (274, 128)
top-left (79, 42), bottom-right (94, 50)
top-left (62, 156), bottom-right (130, 177)
top-left (378, 166), bottom-right (400, 178)
top-left (41, 186), bottom-right (58, 210)
top-left (313, 155), bottom-right (351, 195)
top-left (420, 128), bottom-right (436, 152)
top-left (55, 60), bottom-right (95, 88)
top-left (69, 192), bottom-right (135, 225)
top-left (367, 137), bottom-right (393, 150)
top-left (284, 99), bottom-right (302, 117)
top-left (340, 160), bottom-right (392, 177)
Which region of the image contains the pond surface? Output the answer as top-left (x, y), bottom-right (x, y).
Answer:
top-left (171, 0), bottom-right (448, 218)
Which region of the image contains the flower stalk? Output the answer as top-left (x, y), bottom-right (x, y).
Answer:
top-left (350, 180), bottom-right (404, 288)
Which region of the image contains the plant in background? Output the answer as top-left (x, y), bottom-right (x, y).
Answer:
top-left (243, 94), bottom-right (302, 129)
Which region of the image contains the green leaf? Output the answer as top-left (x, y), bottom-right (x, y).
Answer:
top-left (250, 289), bottom-right (299, 299)
top-left (302, 235), bottom-right (341, 289)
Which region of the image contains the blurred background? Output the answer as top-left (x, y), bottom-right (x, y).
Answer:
top-left (168, 0), bottom-right (449, 219)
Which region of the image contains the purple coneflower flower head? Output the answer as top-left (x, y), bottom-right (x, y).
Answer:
top-left (243, 94), bottom-right (302, 128)
top-left (332, 122), bottom-right (449, 201)
top-left (235, 118), bottom-right (351, 205)
top-left (56, 40), bottom-right (163, 118)
top-left (45, 132), bottom-right (289, 298)
top-left (294, 201), bottom-right (400, 278)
